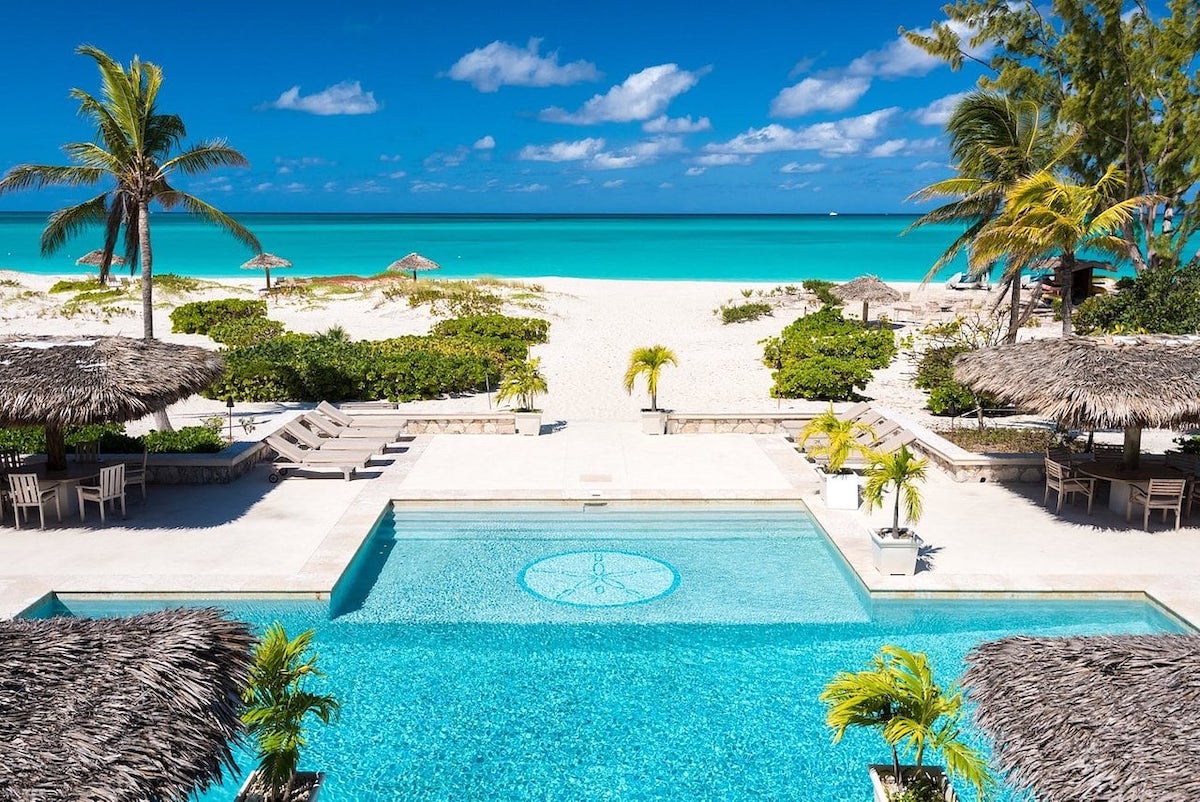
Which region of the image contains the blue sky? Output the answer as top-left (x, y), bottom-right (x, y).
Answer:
top-left (0, 0), bottom-right (990, 214)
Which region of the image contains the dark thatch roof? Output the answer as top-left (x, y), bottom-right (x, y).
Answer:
top-left (0, 335), bottom-right (224, 428)
top-left (386, 252), bottom-right (441, 273)
top-left (1031, 256), bottom-right (1113, 275)
top-left (0, 608), bottom-right (254, 801)
top-left (832, 275), bottom-right (901, 304)
top-left (75, 249), bottom-right (126, 268)
top-left (240, 252), bottom-right (293, 270)
top-left (954, 335), bottom-right (1200, 429)
top-left (963, 634), bottom-right (1200, 802)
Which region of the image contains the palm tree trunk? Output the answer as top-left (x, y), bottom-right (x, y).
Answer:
top-left (1006, 273), bottom-right (1021, 344)
top-left (139, 201), bottom-right (174, 432)
top-left (892, 486), bottom-right (901, 535)
top-left (1060, 251), bottom-right (1075, 336)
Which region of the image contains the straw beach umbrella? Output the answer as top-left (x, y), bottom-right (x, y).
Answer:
top-left (832, 275), bottom-right (901, 324)
top-left (955, 335), bottom-right (1200, 468)
top-left (962, 634), bottom-right (1200, 801)
top-left (0, 608), bottom-right (254, 801)
top-left (387, 252), bottom-right (441, 281)
top-left (241, 252), bottom-right (292, 290)
top-left (75, 249), bottom-right (127, 269)
top-left (0, 335), bottom-right (224, 471)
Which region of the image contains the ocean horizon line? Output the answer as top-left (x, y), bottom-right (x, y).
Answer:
top-left (0, 210), bottom-right (924, 219)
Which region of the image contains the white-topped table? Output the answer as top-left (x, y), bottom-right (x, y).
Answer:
top-left (1074, 461), bottom-right (1186, 517)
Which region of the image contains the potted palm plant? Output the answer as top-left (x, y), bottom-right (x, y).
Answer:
top-left (496, 357), bottom-right (549, 436)
top-left (624, 344), bottom-right (678, 434)
top-left (820, 644), bottom-right (991, 802)
top-left (797, 405), bottom-right (875, 510)
top-left (238, 624), bottom-right (340, 802)
top-left (863, 444), bottom-right (929, 576)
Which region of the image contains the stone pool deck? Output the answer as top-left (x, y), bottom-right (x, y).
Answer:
top-left (1, 422), bottom-right (1198, 627)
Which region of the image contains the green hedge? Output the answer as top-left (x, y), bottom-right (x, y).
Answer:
top-left (802, 279), bottom-right (842, 307)
top-left (0, 423), bottom-right (223, 454)
top-left (209, 317), bottom-right (286, 347)
top-left (170, 299), bottom-right (268, 335)
top-left (762, 307), bottom-right (895, 400)
top-left (914, 345), bottom-right (999, 416)
top-left (1074, 262), bottom-right (1200, 335)
top-left (430, 315), bottom-right (550, 344)
top-left (720, 302), bottom-right (773, 324)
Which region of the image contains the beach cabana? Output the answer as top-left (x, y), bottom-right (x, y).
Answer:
top-left (955, 335), bottom-right (1200, 468)
top-left (241, 252), bottom-right (292, 290)
top-left (387, 252), bottom-right (441, 281)
top-left (832, 275), bottom-right (900, 324)
top-left (963, 634), bottom-right (1200, 801)
top-left (0, 335), bottom-right (224, 471)
top-left (0, 608), bottom-right (253, 800)
top-left (1030, 256), bottom-right (1112, 303)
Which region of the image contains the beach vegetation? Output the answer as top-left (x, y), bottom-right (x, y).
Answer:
top-left (208, 317), bottom-right (287, 348)
top-left (170, 299), bottom-right (268, 335)
top-left (905, 1), bottom-right (1200, 274)
top-left (495, 357), bottom-right (549, 412)
top-left (1074, 261), bottom-right (1200, 335)
top-left (0, 422), bottom-right (223, 454)
top-left (430, 314), bottom-right (550, 345)
top-left (718, 301), bottom-right (773, 324)
top-left (912, 315), bottom-right (1005, 424)
top-left (1173, 435), bottom-right (1200, 455)
top-left (939, 425), bottom-right (1059, 455)
top-left (798, 406), bottom-right (876, 474)
top-left (0, 47), bottom-right (260, 340)
top-left (863, 445), bottom-right (929, 537)
top-left (821, 645), bottom-right (991, 802)
top-left (384, 279), bottom-right (506, 317)
top-left (802, 279), bottom-right (841, 307)
top-left (49, 278), bottom-right (106, 294)
top-left (763, 307), bottom-right (895, 401)
top-left (241, 623), bottom-right (340, 802)
top-left (624, 344), bottom-right (678, 412)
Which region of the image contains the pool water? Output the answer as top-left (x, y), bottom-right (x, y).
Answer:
top-left (58, 505), bottom-right (1185, 801)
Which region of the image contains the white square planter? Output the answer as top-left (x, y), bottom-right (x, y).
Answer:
top-left (640, 410), bottom-right (668, 435)
top-left (869, 765), bottom-right (956, 802)
top-left (870, 529), bottom-right (922, 576)
top-left (821, 472), bottom-right (861, 510)
top-left (513, 411), bottom-right (542, 436)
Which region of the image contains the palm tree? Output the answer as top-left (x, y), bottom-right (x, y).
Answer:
top-left (241, 623), bottom-right (340, 802)
top-left (973, 166), bottom-right (1162, 335)
top-left (906, 92), bottom-right (1071, 342)
top-left (863, 445), bottom-right (928, 536)
top-left (495, 357), bottom-right (549, 412)
top-left (623, 344), bottom-right (678, 412)
top-left (798, 405), bottom-right (876, 474)
top-left (0, 46), bottom-right (259, 340)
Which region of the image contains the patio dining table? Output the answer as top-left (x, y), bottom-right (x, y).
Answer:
top-left (4, 461), bottom-right (105, 522)
top-left (1074, 461), bottom-right (1186, 517)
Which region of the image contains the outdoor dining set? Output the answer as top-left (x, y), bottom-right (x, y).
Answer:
top-left (1043, 445), bottom-right (1198, 531)
top-left (0, 446), bottom-right (148, 529)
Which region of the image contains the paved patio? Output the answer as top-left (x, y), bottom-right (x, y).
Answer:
top-left (1, 423), bottom-right (1197, 627)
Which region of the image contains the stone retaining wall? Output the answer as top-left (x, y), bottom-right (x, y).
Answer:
top-left (666, 413), bottom-right (814, 436)
top-left (103, 441), bottom-right (272, 485)
top-left (400, 415), bottom-right (516, 435)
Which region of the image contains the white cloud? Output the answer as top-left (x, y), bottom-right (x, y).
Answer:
top-left (572, 177), bottom-right (591, 186)
top-left (346, 179), bottom-right (387, 194)
top-left (770, 75), bottom-right (871, 117)
top-left (424, 146), bottom-right (470, 170)
top-left (659, 182), bottom-right (674, 189)
top-left (914, 91), bottom-right (969, 125)
top-left (268, 81), bottom-right (379, 115)
top-left (540, 64), bottom-right (709, 125)
top-left (251, 182), bottom-right (275, 193)
top-left (788, 57), bottom-right (817, 79)
top-left (602, 180), bottom-right (625, 189)
top-left (868, 138), bottom-right (908, 158)
top-left (473, 135), bottom-right (496, 150)
top-left (410, 180), bottom-right (448, 193)
top-left (914, 160), bottom-right (945, 170)
top-left (507, 183), bottom-right (548, 193)
top-left (275, 156), bottom-right (333, 175)
top-left (282, 182), bottom-right (308, 193)
top-left (779, 180), bottom-right (812, 191)
top-left (705, 108), bottom-right (899, 157)
top-left (849, 19), bottom-right (990, 79)
top-left (694, 153), bottom-right (752, 167)
top-left (447, 38), bottom-right (598, 92)
top-left (685, 166), bottom-right (706, 176)
top-left (384, 170), bottom-right (407, 179)
top-left (589, 136), bottom-right (685, 170)
top-left (643, 114), bottom-right (712, 133)
top-left (379, 154), bottom-right (403, 162)
top-left (780, 161), bottom-right (825, 174)
top-left (518, 138), bottom-right (606, 162)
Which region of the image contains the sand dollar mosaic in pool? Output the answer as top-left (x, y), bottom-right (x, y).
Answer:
top-left (518, 550), bottom-right (680, 607)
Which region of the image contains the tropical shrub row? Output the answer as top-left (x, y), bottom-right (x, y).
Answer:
top-left (0, 422), bottom-right (225, 454)
top-left (913, 346), bottom-right (993, 416)
top-left (762, 307), bottom-right (896, 400)
top-left (1073, 262), bottom-right (1200, 335)
top-left (170, 299), bottom-right (268, 335)
top-left (718, 301), bottom-right (773, 324)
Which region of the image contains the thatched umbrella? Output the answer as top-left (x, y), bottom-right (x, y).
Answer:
top-left (0, 608), bottom-right (254, 801)
top-left (75, 249), bottom-right (127, 269)
top-left (241, 252), bottom-right (292, 290)
top-left (955, 335), bottom-right (1200, 468)
top-left (0, 335), bottom-right (224, 471)
top-left (832, 275), bottom-right (901, 323)
top-left (386, 252), bottom-right (441, 281)
top-left (963, 634), bottom-right (1200, 801)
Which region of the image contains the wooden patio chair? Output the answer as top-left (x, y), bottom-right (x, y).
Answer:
top-left (77, 464), bottom-right (127, 523)
top-left (1128, 478), bottom-right (1187, 531)
top-left (1043, 458), bottom-right (1095, 514)
top-left (1090, 443), bottom-right (1124, 462)
top-left (124, 449), bottom-right (148, 501)
top-left (74, 440), bottom-right (100, 463)
top-left (8, 473), bottom-right (62, 530)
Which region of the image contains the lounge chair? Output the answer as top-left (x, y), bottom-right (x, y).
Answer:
top-left (302, 412), bottom-right (403, 441)
top-left (264, 435), bottom-right (371, 482)
top-left (813, 429), bottom-right (916, 472)
top-left (1043, 458), bottom-right (1095, 514)
top-left (1128, 478), bottom-right (1186, 531)
top-left (279, 421), bottom-right (390, 455)
top-left (945, 272), bottom-right (989, 291)
top-left (316, 401), bottom-right (409, 432)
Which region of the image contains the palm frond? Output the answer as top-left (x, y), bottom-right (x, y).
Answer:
top-left (39, 193), bottom-right (111, 255)
top-left (160, 141), bottom-right (251, 176)
top-left (0, 164), bottom-right (105, 194)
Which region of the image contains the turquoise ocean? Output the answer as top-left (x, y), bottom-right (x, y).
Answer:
top-left (0, 212), bottom-right (977, 283)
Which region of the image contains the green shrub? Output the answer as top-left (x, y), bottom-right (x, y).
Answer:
top-left (142, 426), bottom-right (225, 453)
top-left (771, 356), bottom-right (873, 400)
top-left (430, 315), bottom-right (550, 344)
top-left (914, 345), bottom-right (999, 416)
top-left (802, 279), bottom-right (842, 307)
top-left (720, 302), bottom-right (773, 324)
top-left (762, 307), bottom-right (895, 400)
top-left (50, 278), bottom-right (108, 293)
top-left (1074, 262), bottom-right (1200, 335)
top-left (0, 426), bottom-right (46, 453)
top-left (209, 316), bottom-right (286, 347)
top-left (0, 423), bottom-right (219, 454)
top-left (170, 299), bottom-right (268, 335)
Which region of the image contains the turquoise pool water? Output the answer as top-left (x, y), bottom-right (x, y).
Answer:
top-left (57, 506), bottom-right (1185, 801)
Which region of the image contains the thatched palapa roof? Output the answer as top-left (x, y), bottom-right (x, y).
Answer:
top-left (954, 335), bottom-right (1200, 430)
top-left (0, 335), bottom-right (224, 428)
top-left (0, 608), bottom-right (254, 801)
top-left (963, 634), bottom-right (1200, 801)
top-left (386, 252), bottom-right (441, 276)
top-left (240, 252), bottom-right (292, 271)
top-left (832, 275), bottom-right (901, 304)
top-left (75, 249), bottom-right (126, 268)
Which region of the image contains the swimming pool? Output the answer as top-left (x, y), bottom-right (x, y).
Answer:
top-left (55, 504), bottom-right (1186, 801)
